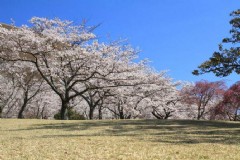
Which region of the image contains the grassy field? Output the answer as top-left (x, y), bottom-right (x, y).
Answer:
top-left (0, 119), bottom-right (240, 160)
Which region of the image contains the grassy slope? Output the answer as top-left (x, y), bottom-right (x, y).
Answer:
top-left (0, 119), bottom-right (240, 160)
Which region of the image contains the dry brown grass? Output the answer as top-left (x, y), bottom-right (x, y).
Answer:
top-left (0, 119), bottom-right (240, 160)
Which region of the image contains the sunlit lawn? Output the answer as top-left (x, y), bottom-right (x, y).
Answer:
top-left (0, 119), bottom-right (240, 160)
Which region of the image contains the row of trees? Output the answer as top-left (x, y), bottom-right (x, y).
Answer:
top-left (0, 61), bottom-right (238, 121)
top-left (0, 10), bottom-right (239, 121)
top-left (0, 17), bottom-right (181, 120)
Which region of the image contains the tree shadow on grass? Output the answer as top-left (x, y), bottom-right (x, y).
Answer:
top-left (142, 120), bottom-right (240, 145)
top-left (8, 119), bottom-right (240, 145)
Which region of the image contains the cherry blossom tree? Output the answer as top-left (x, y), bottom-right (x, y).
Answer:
top-left (136, 72), bottom-right (181, 119)
top-left (0, 74), bottom-right (20, 118)
top-left (0, 59), bottom-right (46, 118)
top-left (12, 62), bottom-right (44, 118)
top-left (0, 17), bottom-right (146, 120)
top-left (102, 70), bottom-right (180, 119)
top-left (24, 89), bottom-right (59, 119)
top-left (81, 87), bottom-right (113, 119)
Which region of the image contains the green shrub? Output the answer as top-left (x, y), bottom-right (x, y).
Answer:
top-left (54, 108), bottom-right (85, 120)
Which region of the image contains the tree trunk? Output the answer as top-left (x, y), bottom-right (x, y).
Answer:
top-left (18, 97), bottom-right (28, 119)
top-left (89, 107), bottom-right (95, 120)
top-left (60, 100), bottom-right (69, 120)
top-left (197, 105), bottom-right (201, 120)
top-left (0, 107), bottom-right (2, 118)
top-left (98, 106), bottom-right (102, 120)
top-left (125, 114), bottom-right (131, 119)
top-left (117, 103), bottom-right (125, 119)
top-left (152, 111), bottom-right (163, 119)
top-left (41, 106), bottom-right (46, 119)
top-left (164, 112), bottom-right (170, 119)
top-left (197, 115), bottom-right (201, 120)
top-left (119, 110), bottom-right (124, 119)
top-left (233, 108), bottom-right (239, 121)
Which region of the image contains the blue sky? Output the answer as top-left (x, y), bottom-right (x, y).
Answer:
top-left (0, 0), bottom-right (239, 86)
